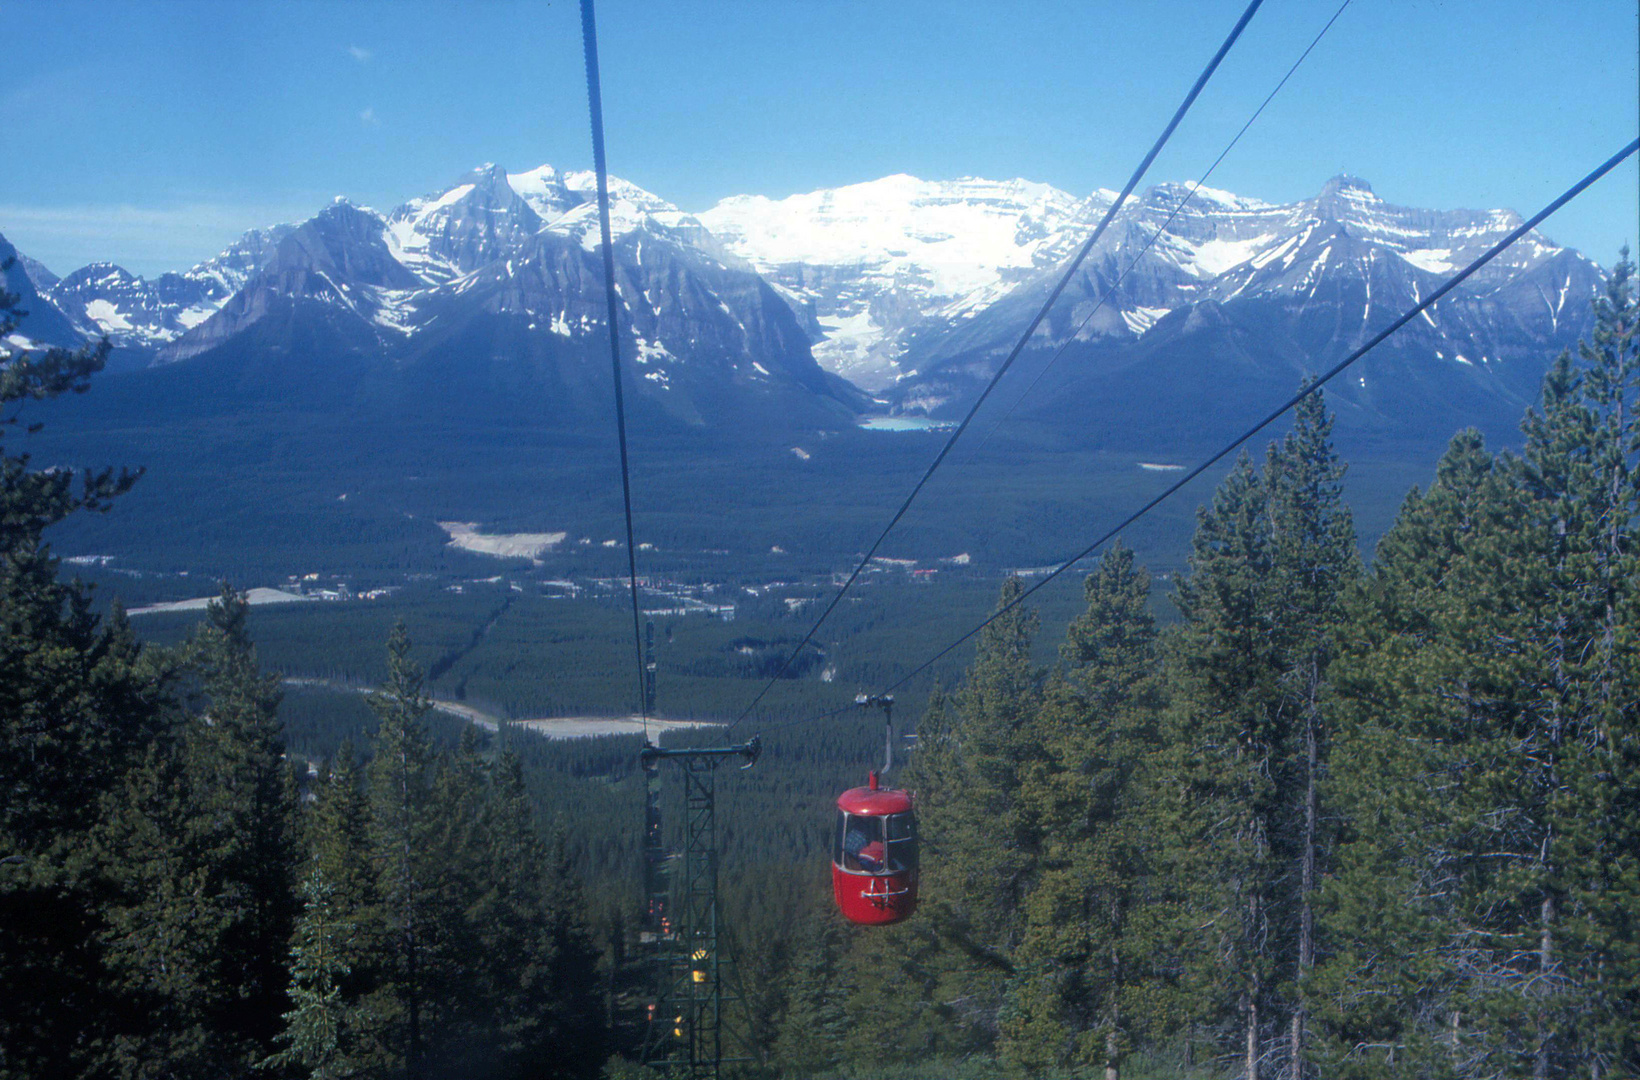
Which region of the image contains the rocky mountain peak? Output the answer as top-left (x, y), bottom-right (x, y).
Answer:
top-left (1, 232), bottom-right (84, 347)
top-left (272, 201), bottom-right (419, 291)
top-left (15, 250), bottom-right (60, 291)
top-left (506, 163), bottom-right (583, 221)
top-left (1320, 174), bottom-right (1377, 200)
top-left (384, 165), bottom-right (546, 284)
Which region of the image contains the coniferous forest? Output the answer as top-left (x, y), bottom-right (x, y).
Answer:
top-left (3, 260), bottom-right (1637, 1080)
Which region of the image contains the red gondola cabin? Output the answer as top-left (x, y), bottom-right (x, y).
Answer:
top-left (833, 772), bottom-right (918, 925)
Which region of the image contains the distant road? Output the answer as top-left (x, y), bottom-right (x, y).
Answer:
top-left (279, 677), bottom-right (720, 741)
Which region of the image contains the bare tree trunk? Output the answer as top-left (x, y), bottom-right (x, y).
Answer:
top-left (1535, 889), bottom-right (1554, 1080)
top-left (399, 746), bottom-right (422, 1079)
top-left (1290, 667), bottom-right (1319, 1080)
top-left (1107, 940), bottom-right (1122, 1080)
top-left (1602, 372), bottom-right (1626, 707)
top-left (1247, 976), bottom-right (1261, 1080)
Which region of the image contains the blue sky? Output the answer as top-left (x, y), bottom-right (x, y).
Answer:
top-left (5, 0), bottom-right (1637, 278)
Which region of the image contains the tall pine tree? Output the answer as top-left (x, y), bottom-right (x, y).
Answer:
top-left (911, 577), bottom-right (1042, 1047)
top-left (0, 264), bottom-right (158, 1080)
top-left (1319, 257), bottom-right (1638, 1078)
top-left (97, 585), bottom-right (299, 1077)
top-left (365, 621), bottom-right (440, 1078)
top-left (1157, 388), bottom-right (1357, 1080)
top-left (1003, 544), bottom-right (1161, 1080)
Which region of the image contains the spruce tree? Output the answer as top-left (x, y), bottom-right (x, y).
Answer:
top-left (1003, 544), bottom-right (1161, 1080)
top-left (532, 829), bottom-right (609, 1080)
top-left (1263, 391), bottom-right (1358, 1077)
top-left (365, 621), bottom-right (439, 1077)
top-left (913, 577), bottom-right (1043, 1046)
top-left (267, 867), bottom-right (354, 1080)
top-left (772, 917), bottom-right (848, 1075)
top-left (421, 725), bottom-right (491, 1073)
top-left (275, 742), bottom-right (382, 1078)
top-left (477, 750), bottom-right (559, 1072)
top-left (1318, 257), bottom-right (1638, 1078)
top-left (0, 266), bottom-right (157, 1079)
top-left (182, 584), bottom-right (300, 1062)
top-left (95, 586), bottom-right (300, 1077)
top-left (1315, 429), bottom-right (1505, 1078)
top-left (1504, 255), bottom-right (1638, 1076)
top-left (96, 719), bottom-right (231, 1078)
top-left (1156, 388), bottom-right (1358, 1080)
top-left (1156, 452), bottom-right (1281, 1076)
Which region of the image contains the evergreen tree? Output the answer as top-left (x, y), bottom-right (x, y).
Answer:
top-left (1318, 257), bottom-right (1638, 1078)
top-left (1156, 388), bottom-right (1357, 1080)
top-left (1483, 256), bottom-right (1637, 1076)
top-left (1262, 391), bottom-right (1358, 1077)
top-left (1003, 544), bottom-right (1161, 1080)
top-left (96, 585), bottom-right (300, 1077)
top-left (365, 621), bottom-right (439, 1077)
top-left (267, 867), bottom-right (355, 1080)
top-left (309, 743), bottom-right (377, 950)
top-left (531, 829), bottom-right (610, 1080)
top-left (183, 585), bottom-right (301, 1061)
top-left (97, 719), bottom-right (231, 1078)
top-left (1528, 255), bottom-right (1639, 1076)
top-left (837, 918), bottom-right (977, 1069)
top-left (0, 266), bottom-right (157, 1079)
top-left (1156, 452), bottom-right (1282, 1076)
top-left (772, 917), bottom-right (847, 1076)
top-left (1315, 430), bottom-right (1504, 1079)
top-left (911, 577), bottom-right (1042, 1047)
top-left (476, 750), bottom-right (561, 1072)
top-left (420, 726), bottom-right (490, 1073)
top-left (274, 742), bottom-right (382, 1079)
top-left (466, 748), bottom-right (608, 1080)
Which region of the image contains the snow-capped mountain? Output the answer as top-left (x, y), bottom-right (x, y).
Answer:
top-left (9, 163), bottom-right (1605, 445)
top-left (51, 264), bottom-right (219, 350)
top-left (887, 174), bottom-right (1604, 433)
top-left (699, 175), bottom-right (1110, 390)
top-left (696, 171), bottom-right (1602, 407)
top-left (131, 165), bottom-right (861, 427)
top-left (42, 224), bottom-right (294, 352)
top-left (385, 164), bottom-right (547, 284)
top-left (1, 232), bottom-right (83, 351)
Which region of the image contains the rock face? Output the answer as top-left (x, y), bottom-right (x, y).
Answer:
top-left (111, 168), bottom-right (865, 429)
top-left (2, 233), bottom-right (84, 349)
top-left (39, 225), bottom-right (294, 353)
top-left (13, 165), bottom-right (1607, 443)
top-left (881, 175), bottom-right (1604, 441)
top-left (166, 200), bottom-right (425, 363)
top-left (385, 163), bottom-right (547, 284)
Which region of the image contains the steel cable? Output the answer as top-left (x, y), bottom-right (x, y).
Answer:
top-left (763, 136), bottom-right (1640, 735)
top-left (730, 0), bottom-right (1267, 729)
top-left (581, 0), bottom-right (650, 734)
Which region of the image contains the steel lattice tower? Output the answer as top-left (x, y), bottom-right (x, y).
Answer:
top-left (640, 739), bottom-right (758, 1080)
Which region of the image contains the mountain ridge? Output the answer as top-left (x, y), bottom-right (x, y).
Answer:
top-left (4, 164), bottom-right (1604, 446)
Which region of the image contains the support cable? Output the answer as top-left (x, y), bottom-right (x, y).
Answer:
top-left (759, 137), bottom-right (1640, 734)
top-left (581, 0), bottom-right (649, 735)
top-left (958, 0), bottom-right (1351, 467)
top-left (729, 0), bottom-right (1266, 729)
